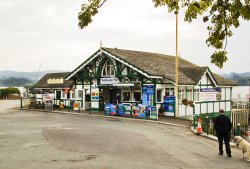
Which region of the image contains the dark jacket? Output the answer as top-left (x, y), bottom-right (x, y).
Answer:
top-left (214, 114), bottom-right (232, 135)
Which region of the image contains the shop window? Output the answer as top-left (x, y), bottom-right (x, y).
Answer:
top-left (122, 87), bottom-right (130, 101)
top-left (62, 92), bottom-right (66, 98)
top-left (216, 93), bottom-right (222, 101)
top-left (71, 91), bottom-right (75, 99)
top-left (134, 91), bottom-right (141, 101)
top-left (194, 89), bottom-right (200, 101)
top-left (78, 90), bottom-right (83, 99)
top-left (123, 92), bottom-right (130, 101)
top-left (165, 88), bottom-right (174, 96)
top-left (56, 91), bottom-right (61, 99)
top-left (178, 88), bottom-right (185, 102)
top-left (157, 89), bottom-right (163, 102)
top-left (102, 60), bottom-right (115, 77)
top-left (186, 89), bottom-right (193, 100)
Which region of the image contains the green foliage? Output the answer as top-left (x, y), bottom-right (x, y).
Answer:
top-left (78, 0), bottom-right (107, 29)
top-left (78, 0), bottom-right (250, 68)
top-left (0, 87), bottom-right (20, 99)
top-left (210, 50), bottom-right (228, 68)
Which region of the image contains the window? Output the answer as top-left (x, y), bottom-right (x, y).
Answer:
top-left (62, 92), bottom-right (66, 98)
top-left (178, 88), bottom-right (185, 102)
top-left (165, 88), bottom-right (174, 96)
top-left (216, 93), bottom-right (221, 101)
top-left (102, 60), bottom-right (115, 77)
top-left (194, 89), bottom-right (200, 101)
top-left (122, 87), bottom-right (130, 101)
top-left (186, 89), bottom-right (193, 100)
top-left (78, 90), bottom-right (83, 99)
top-left (56, 91), bottom-right (61, 99)
top-left (134, 91), bottom-right (141, 101)
top-left (123, 92), bottom-right (130, 101)
top-left (157, 89), bottom-right (163, 102)
top-left (71, 91), bottom-right (75, 99)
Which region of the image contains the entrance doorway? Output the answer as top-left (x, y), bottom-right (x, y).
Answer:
top-left (99, 87), bottom-right (121, 110)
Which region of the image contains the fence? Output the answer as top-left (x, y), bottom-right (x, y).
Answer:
top-left (193, 109), bottom-right (249, 139)
top-left (20, 97), bottom-right (32, 108)
top-left (231, 109), bottom-right (249, 138)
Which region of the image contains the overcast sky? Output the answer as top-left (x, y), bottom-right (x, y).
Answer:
top-left (0, 0), bottom-right (249, 74)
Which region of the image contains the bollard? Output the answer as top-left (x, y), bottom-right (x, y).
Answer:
top-left (193, 114), bottom-right (196, 129)
top-left (20, 97), bottom-right (23, 108)
top-left (237, 123), bottom-right (241, 136)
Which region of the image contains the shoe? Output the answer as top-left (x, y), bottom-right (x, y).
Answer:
top-left (218, 152), bottom-right (223, 156)
top-left (227, 154), bottom-right (232, 157)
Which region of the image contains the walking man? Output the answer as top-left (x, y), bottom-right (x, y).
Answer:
top-left (214, 109), bottom-right (232, 157)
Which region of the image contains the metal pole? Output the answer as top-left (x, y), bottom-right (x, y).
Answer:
top-left (175, 3), bottom-right (179, 118)
top-left (206, 116), bottom-right (209, 135)
top-left (237, 123), bottom-right (240, 136)
top-left (193, 106), bottom-right (196, 129)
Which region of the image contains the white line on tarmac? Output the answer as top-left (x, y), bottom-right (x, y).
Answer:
top-left (0, 132), bottom-right (5, 135)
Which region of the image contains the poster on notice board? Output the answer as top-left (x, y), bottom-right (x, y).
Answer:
top-left (150, 106), bottom-right (158, 120)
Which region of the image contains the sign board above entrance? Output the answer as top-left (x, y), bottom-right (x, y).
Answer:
top-left (200, 88), bottom-right (221, 92)
top-left (100, 78), bottom-right (120, 84)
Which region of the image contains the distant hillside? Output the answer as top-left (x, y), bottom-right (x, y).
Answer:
top-left (222, 72), bottom-right (250, 86)
top-left (0, 77), bottom-right (33, 87)
top-left (0, 70), bottom-right (66, 83)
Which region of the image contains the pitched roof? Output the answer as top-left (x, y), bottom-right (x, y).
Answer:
top-left (34, 72), bottom-right (74, 89)
top-left (103, 48), bottom-right (237, 86)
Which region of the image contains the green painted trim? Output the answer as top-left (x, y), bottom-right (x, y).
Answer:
top-left (153, 80), bottom-right (156, 106)
top-left (199, 111), bottom-right (231, 118)
top-left (102, 50), bottom-right (153, 77)
top-left (66, 50), bottom-right (100, 79)
top-left (89, 108), bottom-right (100, 112)
top-left (97, 56), bottom-right (117, 78)
top-left (81, 84), bottom-right (84, 107)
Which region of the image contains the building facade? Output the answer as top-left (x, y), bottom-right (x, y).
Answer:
top-left (63, 47), bottom-right (237, 117)
top-left (33, 72), bottom-right (78, 107)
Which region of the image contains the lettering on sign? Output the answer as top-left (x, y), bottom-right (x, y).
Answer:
top-left (200, 88), bottom-right (221, 92)
top-left (100, 78), bottom-right (120, 84)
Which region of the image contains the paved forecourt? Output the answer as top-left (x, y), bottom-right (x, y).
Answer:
top-left (0, 100), bottom-right (249, 169)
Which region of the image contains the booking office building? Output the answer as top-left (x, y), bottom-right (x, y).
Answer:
top-left (66, 47), bottom-right (237, 117)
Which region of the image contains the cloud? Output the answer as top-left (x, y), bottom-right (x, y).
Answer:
top-left (0, 0), bottom-right (249, 73)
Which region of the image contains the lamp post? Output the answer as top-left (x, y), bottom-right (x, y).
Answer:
top-left (175, 1), bottom-right (179, 118)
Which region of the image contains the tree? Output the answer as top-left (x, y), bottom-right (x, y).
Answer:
top-left (78, 0), bottom-right (250, 68)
